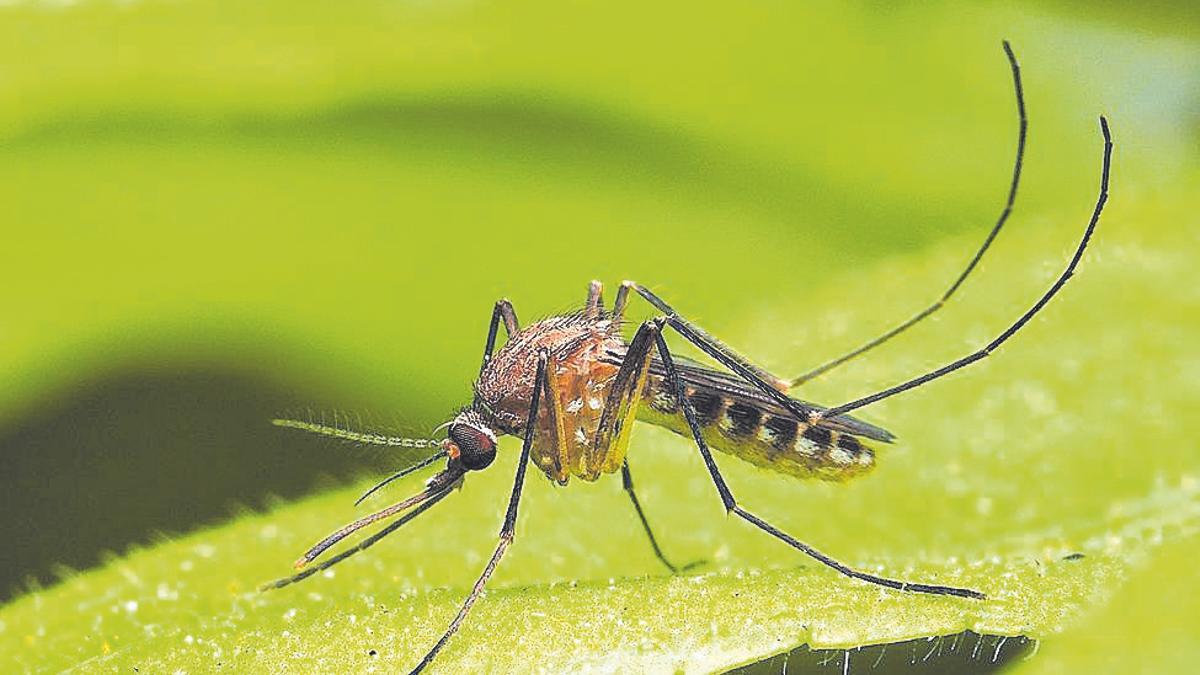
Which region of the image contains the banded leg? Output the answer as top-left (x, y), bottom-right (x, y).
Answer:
top-left (789, 41), bottom-right (1028, 387)
top-left (479, 299), bottom-right (519, 375)
top-left (409, 350), bottom-right (548, 674)
top-left (651, 328), bottom-right (984, 599)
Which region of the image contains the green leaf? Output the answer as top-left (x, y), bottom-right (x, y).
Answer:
top-left (2, 1), bottom-right (1198, 673)
top-left (1012, 533), bottom-right (1200, 675)
top-left (4, 180), bottom-right (1198, 670)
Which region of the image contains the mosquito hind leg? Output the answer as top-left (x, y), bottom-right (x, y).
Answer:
top-left (817, 116), bottom-right (1110, 420)
top-left (620, 282), bottom-right (790, 392)
top-left (788, 41), bottom-right (1028, 387)
top-left (479, 299), bottom-right (519, 375)
top-left (623, 283), bottom-right (816, 429)
top-left (621, 460), bottom-right (703, 574)
top-left (650, 325), bottom-right (985, 599)
top-left (409, 350), bottom-right (549, 674)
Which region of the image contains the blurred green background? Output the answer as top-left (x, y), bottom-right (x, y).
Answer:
top-left (1, 1), bottom-right (1197, 673)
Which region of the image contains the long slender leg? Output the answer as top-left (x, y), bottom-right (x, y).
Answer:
top-left (625, 283), bottom-right (790, 392)
top-left (789, 41), bottom-right (1028, 387)
top-left (819, 117), bottom-right (1110, 420)
top-left (480, 299), bottom-right (519, 375)
top-left (597, 320), bottom-right (694, 570)
top-left (409, 351), bottom-right (547, 674)
top-left (629, 285), bottom-right (828, 428)
top-left (633, 107), bottom-right (1107, 427)
top-left (621, 460), bottom-right (701, 574)
top-left (652, 329), bottom-right (984, 599)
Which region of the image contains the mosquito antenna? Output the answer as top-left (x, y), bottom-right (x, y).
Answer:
top-left (295, 470), bottom-right (462, 568)
top-left (272, 417), bottom-right (442, 448)
top-left (260, 485), bottom-right (456, 592)
top-left (354, 449), bottom-right (448, 506)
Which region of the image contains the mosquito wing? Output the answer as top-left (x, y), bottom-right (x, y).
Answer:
top-left (607, 349), bottom-right (893, 481)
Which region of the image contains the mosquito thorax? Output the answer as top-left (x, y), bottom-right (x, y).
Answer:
top-left (444, 413), bottom-right (498, 471)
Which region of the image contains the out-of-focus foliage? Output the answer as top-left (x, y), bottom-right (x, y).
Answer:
top-left (1014, 535), bottom-right (1200, 675)
top-left (0, 1), bottom-right (1197, 673)
top-left (2, 203), bottom-right (1197, 672)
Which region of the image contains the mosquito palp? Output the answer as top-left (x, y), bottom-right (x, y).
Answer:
top-left (262, 42), bottom-right (1112, 673)
top-left (354, 449), bottom-right (448, 506)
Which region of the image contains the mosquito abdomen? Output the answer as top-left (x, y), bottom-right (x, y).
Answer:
top-left (639, 378), bottom-right (876, 481)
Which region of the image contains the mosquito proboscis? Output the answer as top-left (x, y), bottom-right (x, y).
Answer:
top-left (262, 42), bottom-right (1113, 673)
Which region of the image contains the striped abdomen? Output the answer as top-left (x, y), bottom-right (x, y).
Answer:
top-left (637, 376), bottom-right (877, 481)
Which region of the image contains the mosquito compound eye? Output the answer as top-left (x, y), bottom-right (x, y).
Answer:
top-left (449, 425), bottom-right (496, 471)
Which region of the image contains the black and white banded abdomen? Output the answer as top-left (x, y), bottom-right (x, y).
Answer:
top-left (637, 377), bottom-right (877, 482)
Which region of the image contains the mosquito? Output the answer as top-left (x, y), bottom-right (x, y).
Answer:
top-left (262, 42), bottom-right (1113, 674)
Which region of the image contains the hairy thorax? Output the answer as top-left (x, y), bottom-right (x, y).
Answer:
top-left (473, 313), bottom-right (626, 483)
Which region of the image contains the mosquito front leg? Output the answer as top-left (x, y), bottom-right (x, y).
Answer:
top-left (651, 327), bottom-right (984, 599)
top-left (409, 350), bottom-right (547, 674)
top-left (479, 299), bottom-right (520, 375)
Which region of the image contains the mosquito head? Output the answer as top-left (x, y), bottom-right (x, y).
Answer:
top-left (443, 409), bottom-right (497, 471)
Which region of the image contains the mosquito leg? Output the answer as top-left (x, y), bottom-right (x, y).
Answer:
top-left (626, 284), bottom-right (827, 429)
top-left (479, 299), bottom-right (520, 375)
top-left (540, 351), bottom-right (570, 482)
top-left (789, 41), bottom-right (1028, 387)
top-left (625, 283), bottom-right (790, 392)
top-left (409, 350), bottom-right (547, 674)
top-left (621, 460), bottom-right (702, 574)
top-left (585, 280), bottom-right (605, 318)
top-left (652, 328), bottom-right (985, 599)
top-left (590, 319), bottom-right (658, 477)
top-left (818, 116), bottom-right (1111, 420)
top-left (597, 319), bottom-right (692, 568)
